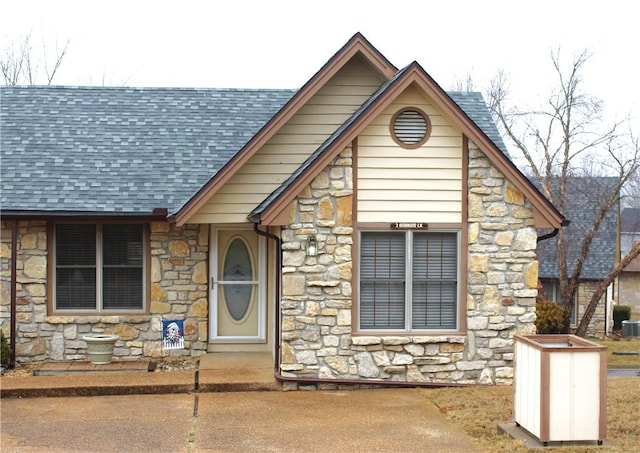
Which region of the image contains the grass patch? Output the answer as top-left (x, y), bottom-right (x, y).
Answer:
top-left (423, 377), bottom-right (639, 452)
top-left (596, 338), bottom-right (640, 368)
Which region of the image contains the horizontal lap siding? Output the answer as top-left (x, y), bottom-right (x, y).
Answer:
top-left (357, 87), bottom-right (463, 224)
top-left (188, 58), bottom-right (385, 224)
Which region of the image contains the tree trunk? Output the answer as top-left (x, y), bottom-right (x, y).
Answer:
top-left (575, 242), bottom-right (640, 337)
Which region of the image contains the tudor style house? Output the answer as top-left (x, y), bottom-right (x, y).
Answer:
top-left (0, 34), bottom-right (565, 386)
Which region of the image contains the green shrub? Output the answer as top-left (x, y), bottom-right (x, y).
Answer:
top-left (1, 331), bottom-right (11, 366)
top-left (535, 300), bottom-right (565, 334)
top-left (613, 305), bottom-right (632, 330)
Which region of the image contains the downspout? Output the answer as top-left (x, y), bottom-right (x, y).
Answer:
top-left (10, 220), bottom-right (18, 368)
top-left (253, 222), bottom-right (480, 389)
top-left (252, 223), bottom-right (282, 375)
top-left (536, 228), bottom-right (560, 243)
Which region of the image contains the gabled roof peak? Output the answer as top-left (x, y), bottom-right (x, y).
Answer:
top-left (170, 32), bottom-right (399, 225)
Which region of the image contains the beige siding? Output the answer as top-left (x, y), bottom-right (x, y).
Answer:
top-left (189, 57), bottom-right (385, 224)
top-left (357, 86), bottom-right (463, 224)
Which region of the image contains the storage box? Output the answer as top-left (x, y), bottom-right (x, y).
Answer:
top-left (513, 334), bottom-right (607, 445)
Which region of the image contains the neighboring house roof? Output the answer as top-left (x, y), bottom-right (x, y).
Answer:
top-left (621, 207), bottom-right (640, 233)
top-left (537, 177), bottom-right (618, 280)
top-left (0, 86), bottom-right (294, 216)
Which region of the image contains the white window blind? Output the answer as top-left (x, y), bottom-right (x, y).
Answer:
top-left (55, 224), bottom-right (97, 309)
top-left (103, 224), bottom-right (144, 310)
top-left (412, 232), bottom-right (457, 329)
top-left (360, 230), bottom-right (458, 331)
top-left (360, 232), bottom-right (406, 329)
top-left (55, 223), bottom-right (145, 311)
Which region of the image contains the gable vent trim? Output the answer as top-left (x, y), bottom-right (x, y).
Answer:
top-left (390, 107), bottom-right (431, 149)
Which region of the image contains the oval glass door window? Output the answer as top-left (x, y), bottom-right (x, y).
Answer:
top-left (222, 238), bottom-right (254, 321)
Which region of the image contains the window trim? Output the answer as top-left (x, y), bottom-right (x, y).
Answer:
top-left (49, 222), bottom-right (149, 314)
top-left (357, 228), bottom-right (460, 333)
top-left (541, 279), bottom-right (578, 325)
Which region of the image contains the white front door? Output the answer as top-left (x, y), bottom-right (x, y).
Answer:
top-left (210, 227), bottom-right (266, 343)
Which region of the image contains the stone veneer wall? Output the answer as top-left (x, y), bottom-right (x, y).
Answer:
top-left (0, 220), bottom-right (209, 363)
top-left (617, 273), bottom-right (640, 321)
top-left (278, 143), bottom-right (539, 388)
top-left (575, 281), bottom-right (607, 337)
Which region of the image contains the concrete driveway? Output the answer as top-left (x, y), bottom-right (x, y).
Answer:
top-left (1, 389), bottom-right (482, 452)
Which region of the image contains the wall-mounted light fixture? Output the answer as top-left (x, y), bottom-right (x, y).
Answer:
top-left (305, 235), bottom-right (317, 257)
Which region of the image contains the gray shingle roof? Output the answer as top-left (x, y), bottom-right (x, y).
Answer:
top-left (1, 82), bottom-right (506, 219)
top-left (1, 86), bottom-right (294, 215)
top-left (536, 177), bottom-right (618, 280)
top-left (447, 91), bottom-right (509, 156)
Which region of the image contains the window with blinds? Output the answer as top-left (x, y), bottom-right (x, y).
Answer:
top-left (359, 230), bottom-right (458, 331)
top-left (55, 223), bottom-right (145, 311)
top-left (360, 232), bottom-right (406, 329)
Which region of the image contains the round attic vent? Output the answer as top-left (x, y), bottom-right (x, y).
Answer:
top-left (390, 107), bottom-right (431, 148)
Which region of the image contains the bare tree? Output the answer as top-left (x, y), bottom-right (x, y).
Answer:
top-left (1, 33), bottom-right (69, 85)
top-left (487, 49), bottom-right (640, 336)
top-left (622, 165), bottom-right (640, 209)
top-left (450, 73), bottom-right (475, 92)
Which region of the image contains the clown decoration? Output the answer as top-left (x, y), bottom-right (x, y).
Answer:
top-left (162, 320), bottom-right (184, 350)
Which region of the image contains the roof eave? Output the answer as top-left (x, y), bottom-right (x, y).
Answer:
top-left (0, 208), bottom-right (169, 221)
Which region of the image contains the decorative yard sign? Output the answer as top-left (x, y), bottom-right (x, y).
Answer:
top-left (162, 320), bottom-right (185, 350)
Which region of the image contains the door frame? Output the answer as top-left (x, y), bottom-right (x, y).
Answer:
top-left (209, 225), bottom-right (267, 343)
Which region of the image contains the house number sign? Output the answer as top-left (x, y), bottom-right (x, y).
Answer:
top-left (390, 223), bottom-right (428, 229)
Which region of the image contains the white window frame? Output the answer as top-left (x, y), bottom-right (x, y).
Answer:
top-left (357, 229), bottom-right (460, 332)
top-left (53, 223), bottom-right (147, 313)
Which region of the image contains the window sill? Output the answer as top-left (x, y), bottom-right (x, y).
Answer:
top-left (351, 330), bottom-right (466, 338)
top-left (47, 311), bottom-right (150, 318)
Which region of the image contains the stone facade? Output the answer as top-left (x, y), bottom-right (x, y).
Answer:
top-left (618, 273), bottom-right (640, 316)
top-left (0, 220), bottom-right (209, 363)
top-left (575, 281), bottom-right (608, 337)
top-left (278, 143), bottom-right (539, 388)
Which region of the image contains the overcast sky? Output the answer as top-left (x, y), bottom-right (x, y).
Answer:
top-left (1, 0), bottom-right (638, 120)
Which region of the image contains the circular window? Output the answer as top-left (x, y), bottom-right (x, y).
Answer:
top-left (390, 107), bottom-right (431, 149)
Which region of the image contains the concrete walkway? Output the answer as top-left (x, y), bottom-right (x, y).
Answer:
top-left (0, 353), bottom-right (280, 398)
top-left (0, 355), bottom-right (485, 452)
top-left (1, 390), bottom-right (483, 452)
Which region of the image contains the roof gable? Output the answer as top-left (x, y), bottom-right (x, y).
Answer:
top-left (250, 62), bottom-right (565, 229)
top-left (171, 32), bottom-right (397, 226)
